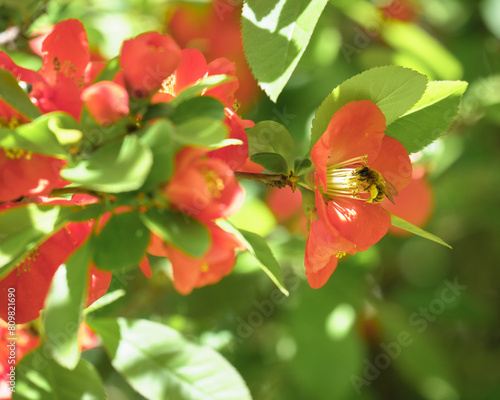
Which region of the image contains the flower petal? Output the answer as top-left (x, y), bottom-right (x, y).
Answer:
top-left (311, 100), bottom-right (386, 191)
top-left (40, 19), bottom-right (90, 85)
top-left (369, 135), bottom-right (413, 191)
top-left (319, 194), bottom-right (391, 252)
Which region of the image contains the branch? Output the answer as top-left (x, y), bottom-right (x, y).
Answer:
top-left (234, 171), bottom-right (298, 190)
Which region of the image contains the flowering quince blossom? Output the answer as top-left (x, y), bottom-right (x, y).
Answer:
top-left (305, 100), bottom-right (412, 288)
top-left (119, 31), bottom-right (181, 98)
top-left (148, 221), bottom-right (245, 295)
top-left (0, 197), bottom-right (112, 324)
top-left (0, 19), bottom-right (95, 120)
top-left (145, 145), bottom-right (246, 294)
top-left (164, 147), bottom-right (245, 221)
top-left (153, 48), bottom-right (252, 171)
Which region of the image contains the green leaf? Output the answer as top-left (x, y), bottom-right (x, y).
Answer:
top-left (61, 134), bottom-right (153, 192)
top-left (242, 0), bottom-right (329, 102)
top-left (14, 347), bottom-right (106, 400)
top-left (0, 69), bottom-right (41, 121)
top-left (0, 113), bottom-right (76, 158)
top-left (94, 212), bottom-right (150, 272)
top-left (67, 203), bottom-right (107, 222)
top-left (84, 289), bottom-right (126, 315)
top-left (170, 96), bottom-right (225, 125)
top-left (246, 121), bottom-right (294, 162)
top-left (140, 208), bottom-right (210, 258)
top-left (43, 241), bottom-right (92, 369)
top-left (294, 157), bottom-right (312, 175)
top-left (142, 102), bottom-right (173, 122)
top-left (170, 75), bottom-right (233, 106)
top-left (218, 221), bottom-right (288, 296)
top-left (0, 204), bottom-right (73, 277)
top-left (390, 214), bottom-right (452, 249)
top-left (88, 318), bottom-right (252, 400)
top-left (386, 81), bottom-right (468, 154)
top-left (139, 120), bottom-right (175, 190)
top-left (93, 57), bottom-right (120, 83)
top-left (250, 152), bottom-right (288, 174)
top-left (310, 66), bottom-right (428, 148)
top-left (173, 117), bottom-right (228, 147)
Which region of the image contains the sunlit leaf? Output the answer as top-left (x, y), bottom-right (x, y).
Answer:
top-left (242, 0), bottom-right (329, 101)
top-left (0, 69), bottom-right (41, 121)
top-left (61, 134), bottom-right (153, 192)
top-left (43, 241), bottom-right (92, 369)
top-left (390, 214), bottom-right (452, 249)
top-left (94, 212), bottom-right (150, 272)
top-left (88, 318), bottom-right (252, 400)
top-left (311, 66), bottom-right (427, 148)
top-left (14, 347), bottom-right (106, 400)
top-left (386, 81), bottom-right (468, 153)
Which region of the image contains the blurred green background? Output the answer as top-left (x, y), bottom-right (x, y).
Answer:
top-left (2, 0), bottom-right (500, 399)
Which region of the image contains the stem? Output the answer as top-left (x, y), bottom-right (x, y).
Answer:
top-left (234, 171), bottom-right (297, 190)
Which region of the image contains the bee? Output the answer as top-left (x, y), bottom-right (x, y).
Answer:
top-left (352, 166), bottom-right (398, 205)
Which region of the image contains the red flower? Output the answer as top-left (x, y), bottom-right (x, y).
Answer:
top-left (306, 100), bottom-right (412, 288)
top-left (0, 149), bottom-right (66, 203)
top-left (164, 147), bottom-right (244, 221)
top-left (148, 221), bottom-right (245, 295)
top-left (167, 0), bottom-right (261, 109)
top-left (81, 81), bottom-right (129, 126)
top-left (383, 166), bottom-right (435, 236)
top-left (0, 320), bottom-right (40, 398)
top-left (0, 99), bottom-right (67, 202)
top-left (0, 198), bottom-right (112, 324)
top-left (153, 48), bottom-right (250, 170)
top-left (119, 32), bottom-right (181, 98)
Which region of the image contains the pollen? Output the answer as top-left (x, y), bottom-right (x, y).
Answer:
top-left (335, 251), bottom-right (347, 259)
top-left (201, 263), bottom-right (209, 273)
top-left (3, 148), bottom-right (32, 160)
top-left (202, 168), bottom-right (225, 198)
top-left (160, 75), bottom-right (176, 95)
top-left (326, 154), bottom-right (379, 202)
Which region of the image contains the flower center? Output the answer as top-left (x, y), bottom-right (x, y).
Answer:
top-left (326, 155), bottom-right (391, 204)
top-left (202, 168), bottom-right (225, 198)
top-left (3, 148), bottom-right (32, 160)
top-left (160, 74), bottom-right (176, 96)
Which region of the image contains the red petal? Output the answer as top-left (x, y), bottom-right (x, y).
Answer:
top-left (205, 57), bottom-right (238, 107)
top-left (0, 152), bottom-right (66, 202)
top-left (319, 194), bottom-right (391, 252)
top-left (86, 263), bottom-right (112, 307)
top-left (311, 100), bottom-right (386, 191)
top-left (369, 135), bottom-right (412, 191)
top-left (40, 19), bottom-right (90, 85)
top-left (384, 170), bottom-right (435, 236)
top-left (175, 48), bottom-right (208, 94)
top-left (0, 221), bottom-right (92, 323)
top-left (208, 108), bottom-right (249, 171)
top-left (120, 32), bottom-right (181, 98)
top-left (138, 254), bottom-right (152, 279)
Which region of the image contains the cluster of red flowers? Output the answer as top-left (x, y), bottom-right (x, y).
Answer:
top-left (0, 19), bottom-right (251, 324)
top-left (0, 13), bottom-right (436, 387)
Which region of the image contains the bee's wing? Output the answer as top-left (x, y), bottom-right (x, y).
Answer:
top-left (381, 178), bottom-right (398, 204)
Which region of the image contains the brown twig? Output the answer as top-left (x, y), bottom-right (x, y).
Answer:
top-left (234, 171), bottom-right (298, 190)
